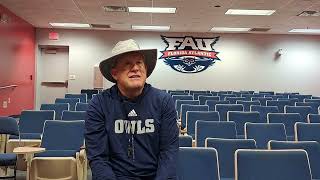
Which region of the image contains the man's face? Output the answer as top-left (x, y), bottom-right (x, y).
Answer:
top-left (111, 52), bottom-right (147, 92)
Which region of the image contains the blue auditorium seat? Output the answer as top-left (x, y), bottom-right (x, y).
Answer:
top-left (10, 110), bottom-right (55, 140)
top-left (308, 114), bottom-right (320, 123)
top-left (65, 93), bottom-right (87, 103)
top-left (40, 103), bottom-right (69, 120)
top-left (231, 91), bottom-right (243, 97)
top-left (259, 91), bottom-right (274, 95)
top-left (225, 97), bottom-right (246, 104)
top-left (61, 111), bottom-right (86, 121)
top-left (275, 92), bottom-right (290, 98)
top-left (195, 121), bottom-right (237, 147)
top-left (80, 89), bottom-right (98, 100)
top-left (170, 92), bottom-right (188, 96)
top-left (242, 94), bottom-right (264, 101)
top-left (251, 97), bottom-right (272, 106)
top-left (186, 111), bottom-right (220, 138)
top-left (198, 95), bottom-right (219, 105)
top-left (227, 111), bottom-right (261, 139)
top-left (264, 95), bottom-right (286, 100)
top-left (268, 113), bottom-right (302, 141)
top-left (269, 140), bottom-right (320, 180)
top-left (216, 104), bottom-right (243, 122)
top-left (284, 105), bottom-right (313, 122)
top-left (235, 149), bottom-right (312, 180)
top-left (189, 90), bottom-right (208, 95)
top-left (218, 91), bottom-right (233, 95)
top-left (75, 102), bottom-right (89, 111)
top-left (55, 98), bottom-right (80, 111)
top-left (219, 94), bottom-right (236, 101)
top-left (0, 117), bottom-right (19, 179)
top-left (176, 100), bottom-right (199, 118)
top-left (210, 91), bottom-right (218, 96)
top-left (168, 90), bottom-right (185, 94)
top-left (36, 120), bottom-right (84, 157)
top-left (205, 138), bottom-right (256, 179)
top-left (31, 120), bottom-right (86, 180)
top-left (289, 94), bottom-right (312, 102)
top-left (180, 105), bottom-right (208, 129)
top-left (304, 99), bottom-right (320, 106)
top-left (245, 123), bottom-right (287, 149)
top-left (266, 100), bottom-right (291, 113)
top-left (179, 136), bottom-right (193, 147)
top-left (295, 122), bottom-right (320, 143)
top-left (178, 147), bottom-right (220, 180)
top-left (296, 102), bottom-right (319, 114)
top-left (277, 98), bottom-right (299, 106)
top-left (236, 100), bottom-right (260, 111)
top-left (206, 100), bottom-right (229, 111)
top-left (250, 105), bottom-right (279, 122)
top-left (172, 95), bottom-right (193, 104)
top-left (239, 90), bottom-right (254, 94)
top-left (193, 93), bottom-right (211, 100)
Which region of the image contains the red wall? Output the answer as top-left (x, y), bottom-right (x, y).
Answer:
top-left (0, 5), bottom-right (35, 116)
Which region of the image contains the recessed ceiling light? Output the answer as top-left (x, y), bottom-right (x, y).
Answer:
top-left (289, 29), bottom-right (320, 33)
top-left (128, 7), bottom-right (176, 13)
top-left (210, 27), bottom-right (251, 32)
top-left (225, 9), bottom-right (276, 16)
top-left (49, 23), bottom-right (91, 28)
top-left (131, 25), bottom-right (170, 31)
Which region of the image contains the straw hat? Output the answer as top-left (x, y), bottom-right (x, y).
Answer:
top-left (99, 39), bottom-right (157, 83)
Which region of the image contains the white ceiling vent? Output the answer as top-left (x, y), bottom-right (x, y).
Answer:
top-left (250, 28), bottom-right (271, 32)
top-left (90, 24), bottom-right (111, 29)
top-left (103, 6), bottom-right (128, 12)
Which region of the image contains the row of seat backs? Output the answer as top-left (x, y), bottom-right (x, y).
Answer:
top-left (80, 89), bottom-right (99, 100)
top-left (188, 120), bottom-right (320, 148)
top-left (169, 90), bottom-right (300, 96)
top-left (55, 98), bottom-right (80, 111)
top-left (169, 90), bottom-right (318, 98)
top-left (10, 110), bottom-right (86, 140)
top-left (0, 117), bottom-right (85, 156)
top-left (185, 108), bottom-right (320, 140)
top-left (176, 98), bottom-right (320, 115)
top-left (178, 146), bottom-right (313, 180)
top-left (40, 102), bottom-right (88, 120)
top-left (172, 93), bottom-right (318, 105)
top-left (179, 103), bottom-right (319, 131)
top-left (65, 93), bottom-right (87, 103)
top-left (194, 114), bottom-right (314, 147)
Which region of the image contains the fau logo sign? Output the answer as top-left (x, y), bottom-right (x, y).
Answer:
top-left (160, 36), bottom-right (220, 73)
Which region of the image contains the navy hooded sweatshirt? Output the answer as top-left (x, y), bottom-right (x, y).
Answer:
top-left (85, 83), bottom-right (179, 180)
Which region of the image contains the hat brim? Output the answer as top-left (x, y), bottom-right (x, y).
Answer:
top-left (99, 49), bottom-right (157, 83)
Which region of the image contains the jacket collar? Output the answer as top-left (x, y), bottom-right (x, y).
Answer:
top-left (110, 83), bottom-right (151, 103)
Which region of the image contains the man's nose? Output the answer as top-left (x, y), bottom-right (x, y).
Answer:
top-left (131, 63), bottom-right (140, 71)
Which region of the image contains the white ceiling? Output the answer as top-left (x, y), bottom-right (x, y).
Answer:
top-left (1, 0), bottom-right (320, 34)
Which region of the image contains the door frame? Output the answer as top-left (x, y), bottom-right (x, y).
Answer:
top-left (35, 45), bottom-right (69, 109)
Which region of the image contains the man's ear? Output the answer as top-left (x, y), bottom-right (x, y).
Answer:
top-left (111, 68), bottom-right (118, 81)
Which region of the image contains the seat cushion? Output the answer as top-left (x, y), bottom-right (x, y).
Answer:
top-left (35, 150), bottom-right (77, 157)
top-left (0, 153), bottom-right (17, 166)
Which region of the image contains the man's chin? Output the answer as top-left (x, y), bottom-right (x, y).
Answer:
top-left (127, 82), bottom-right (145, 90)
